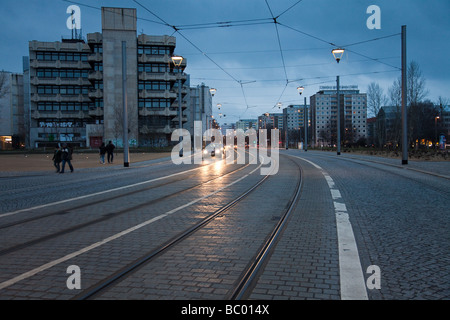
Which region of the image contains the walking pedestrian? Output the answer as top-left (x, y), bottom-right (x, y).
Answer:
top-left (52, 146), bottom-right (62, 173)
top-left (99, 142), bottom-right (107, 164)
top-left (106, 141), bottom-right (115, 164)
top-left (60, 143), bottom-right (74, 174)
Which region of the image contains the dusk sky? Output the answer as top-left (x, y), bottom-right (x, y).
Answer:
top-left (1, 0), bottom-right (449, 123)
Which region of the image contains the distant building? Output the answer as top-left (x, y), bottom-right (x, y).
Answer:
top-left (257, 113), bottom-right (284, 130)
top-left (236, 119), bottom-right (257, 131)
top-left (282, 105), bottom-right (310, 148)
top-left (187, 83), bottom-right (213, 136)
top-left (310, 86), bottom-right (367, 147)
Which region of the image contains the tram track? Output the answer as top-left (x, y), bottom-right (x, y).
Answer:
top-left (73, 155), bottom-right (303, 300)
top-left (0, 162), bottom-right (251, 256)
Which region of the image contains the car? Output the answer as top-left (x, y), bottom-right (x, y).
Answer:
top-left (203, 143), bottom-right (223, 158)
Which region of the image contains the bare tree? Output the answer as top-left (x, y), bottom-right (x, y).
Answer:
top-left (408, 61), bottom-right (429, 106)
top-left (367, 82), bottom-right (387, 118)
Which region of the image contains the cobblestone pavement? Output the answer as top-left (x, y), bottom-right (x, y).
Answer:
top-left (0, 150), bottom-right (448, 301)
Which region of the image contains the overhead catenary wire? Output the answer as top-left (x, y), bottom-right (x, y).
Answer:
top-left (62, 0), bottom-right (403, 119)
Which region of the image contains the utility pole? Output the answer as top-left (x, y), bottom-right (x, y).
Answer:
top-left (337, 76), bottom-right (341, 155)
top-left (401, 25), bottom-right (408, 165)
top-left (304, 97), bottom-right (308, 152)
top-left (122, 41), bottom-right (130, 168)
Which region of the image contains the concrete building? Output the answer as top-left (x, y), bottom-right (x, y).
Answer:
top-left (236, 119), bottom-right (257, 131)
top-left (27, 7), bottom-right (192, 148)
top-left (187, 83), bottom-right (213, 136)
top-left (0, 72), bottom-right (26, 149)
top-left (283, 104), bottom-right (310, 147)
top-left (257, 113), bottom-right (284, 130)
top-left (310, 86), bottom-right (367, 147)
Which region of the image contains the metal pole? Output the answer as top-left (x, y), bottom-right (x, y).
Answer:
top-left (304, 97), bottom-right (308, 152)
top-left (122, 41), bottom-right (129, 167)
top-left (285, 111), bottom-right (289, 150)
top-left (178, 74), bottom-right (183, 157)
top-left (401, 25), bottom-right (408, 165)
top-left (337, 76), bottom-right (341, 155)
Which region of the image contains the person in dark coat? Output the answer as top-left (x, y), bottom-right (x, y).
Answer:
top-left (60, 143), bottom-right (74, 174)
top-left (99, 142), bottom-right (107, 164)
top-left (52, 146), bottom-right (62, 173)
top-left (105, 141), bottom-right (115, 164)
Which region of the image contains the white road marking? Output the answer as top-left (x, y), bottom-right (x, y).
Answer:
top-left (288, 155), bottom-right (368, 300)
top-left (0, 162), bottom-right (221, 219)
top-left (0, 162), bottom-right (264, 291)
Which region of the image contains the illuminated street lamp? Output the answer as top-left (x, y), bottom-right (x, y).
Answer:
top-left (217, 103), bottom-right (222, 110)
top-left (210, 88), bottom-right (217, 97)
top-left (171, 55), bottom-right (184, 67)
top-left (297, 86), bottom-right (304, 95)
top-left (332, 48), bottom-right (345, 64)
top-left (331, 49), bottom-right (343, 155)
top-left (277, 102), bottom-right (282, 109)
top-left (172, 55), bottom-right (184, 157)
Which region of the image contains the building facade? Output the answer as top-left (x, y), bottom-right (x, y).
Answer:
top-left (236, 119), bottom-right (257, 131)
top-left (310, 86), bottom-right (367, 147)
top-left (27, 7), bottom-right (197, 149)
top-left (0, 72), bottom-right (25, 149)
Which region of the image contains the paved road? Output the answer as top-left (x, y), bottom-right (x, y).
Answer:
top-left (0, 150), bottom-right (448, 301)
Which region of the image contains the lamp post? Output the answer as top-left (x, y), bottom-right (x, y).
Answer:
top-left (209, 88), bottom-right (217, 131)
top-left (304, 97), bottom-right (308, 152)
top-left (297, 86), bottom-right (306, 151)
top-left (172, 55), bottom-right (184, 157)
top-left (122, 41), bottom-right (130, 167)
top-left (332, 49), bottom-right (344, 155)
top-left (401, 25), bottom-right (408, 165)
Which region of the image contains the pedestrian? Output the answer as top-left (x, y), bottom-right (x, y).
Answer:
top-left (60, 143), bottom-right (74, 174)
top-left (106, 141), bottom-right (115, 164)
top-left (52, 146), bottom-right (62, 173)
top-left (99, 142), bottom-right (107, 164)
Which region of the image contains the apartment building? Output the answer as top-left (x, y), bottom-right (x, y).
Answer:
top-left (310, 86), bottom-right (367, 147)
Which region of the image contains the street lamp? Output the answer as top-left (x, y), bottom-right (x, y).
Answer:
top-left (297, 86), bottom-right (304, 95)
top-left (172, 55), bottom-right (184, 157)
top-left (210, 88), bottom-right (217, 97)
top-left (332, 49), bottom-right (344, 155)
top-left (217, 103), bottom-right (222, 110)
top-left (332, 48), bottom-right (345, 64)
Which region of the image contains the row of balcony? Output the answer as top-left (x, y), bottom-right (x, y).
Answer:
top-left (31, 60), bottom-right (91, 70)
top-left (31, 107), bottom-right (189, 122)
top-left (139, 72), bottom-right (188, 82)
top-left (31, 93), bottom-right (92, 103)
top-left (31, 76), bottom-right (91, 86)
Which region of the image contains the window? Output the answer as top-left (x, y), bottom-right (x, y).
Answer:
top-left (138, 46), bottom-right (171, 56)
top-left (139, 98), bottom-right (171, 108)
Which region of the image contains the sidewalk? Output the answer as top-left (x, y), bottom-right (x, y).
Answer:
top-left (0, 152), bottom-right (171, 173)
top-left (302, 150), bottom-right (450, 178)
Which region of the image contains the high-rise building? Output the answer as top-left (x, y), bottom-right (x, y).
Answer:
top-left (310, 86), bottom-right (367, 147)
top-left (27, 7), bottom-right (195, 148)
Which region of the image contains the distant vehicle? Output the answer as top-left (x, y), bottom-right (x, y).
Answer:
top-left (203, 143), bottom-right (223, 158)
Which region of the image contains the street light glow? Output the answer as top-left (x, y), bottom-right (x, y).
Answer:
top-left (171, 55), bottom-right (184, 66)
top-left (332, 48), bottom-right (345, 63)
